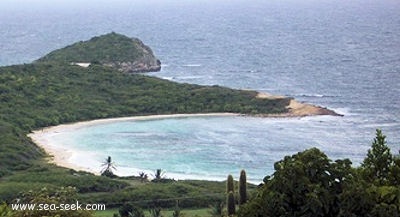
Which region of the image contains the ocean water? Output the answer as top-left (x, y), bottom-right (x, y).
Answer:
top-left (1, 0), bottom-right (399, 183)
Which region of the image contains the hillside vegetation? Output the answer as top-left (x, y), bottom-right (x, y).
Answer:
top-left (36, 32), bottom-right (161, 72)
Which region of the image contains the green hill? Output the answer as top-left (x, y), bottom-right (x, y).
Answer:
top-left (36, 32), bottom-right (161, 73)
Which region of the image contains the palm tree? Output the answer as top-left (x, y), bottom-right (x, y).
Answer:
top-left (239, 169), bottom-right (247, 205)
top-left (101, 156), bottom-right (116, 177)
top-left (153, 169), bottom-right (165, 181)
top-left (139, 171), bottom-right (148, 182)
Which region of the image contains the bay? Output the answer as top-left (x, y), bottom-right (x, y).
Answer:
top-left (1, 0), bottom-right (399, 182)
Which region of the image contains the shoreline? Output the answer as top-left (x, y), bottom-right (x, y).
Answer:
top-left (256, 93), bottom-right (341, 117)
top-left (28, 99), bottom-right (341, 178)
top-left (28, 113), bottom-right (240, 175)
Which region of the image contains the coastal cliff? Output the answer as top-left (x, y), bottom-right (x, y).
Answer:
top-left (36, 32), bottom-right (161, 73)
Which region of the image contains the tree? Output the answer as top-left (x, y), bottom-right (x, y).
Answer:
top-left (226, 174), bottom-right (236, 216)
top-left (227, 191), bottom-right (235, 216)
top-left (361, 129), bottom-right (393, 185)
top-left (238, 132), bottom-right (400, 217)
top-left (151, 169), bottom-right (166, 182)
top-left (226, 174), bottom-right (234, 193)
top-left (101, 156), bottom-right (117, 177)
top-left (374, 186), bottom-right (400, 216)
top-left (238, 148), bottom-right (340, 217)
top-left (337, 180), bottom-right (375, 217)
top-left (239, 170), bottom-right (247, 205)
top-left (389, 156), bottom-right (400, 185)
top-left (154, 169), bottom-right (165, 180)
top-left (139, 171), bottom-right (148, 182)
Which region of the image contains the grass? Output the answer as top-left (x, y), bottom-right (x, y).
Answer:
top-left (95, 208), bottom-right (211, 217)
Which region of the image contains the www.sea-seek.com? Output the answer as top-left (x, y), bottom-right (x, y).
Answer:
top-left (10, 201), bottom-right (105, 211)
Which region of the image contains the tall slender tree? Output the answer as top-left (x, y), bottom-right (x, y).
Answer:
top-left (227, 191), bottom-right (236, 216)
top-left (361, 129), bottom-right (393, 185)
top-left (227, 174), bottom-right (234, 193)
top-left (239, 170), bottom-right (247, 205)
top-left (226, 174), bottom-right (236, 216)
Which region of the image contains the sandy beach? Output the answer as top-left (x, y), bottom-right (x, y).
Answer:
top-left (28, 96), bottom-right (340, 175)
top-left (28, 113), bottom-right (239, 175)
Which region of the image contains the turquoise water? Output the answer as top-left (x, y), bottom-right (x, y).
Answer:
top-left (1, 0), bottom-right (399, 183)
top-left (51, 115), bottom-right (372, 183)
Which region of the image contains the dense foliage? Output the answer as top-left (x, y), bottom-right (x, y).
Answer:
top-left (36, 32), bottom-right (150, 64)
top-left (361, 129), bottom-right (393, 185)
top-left (238, 130), bottom-right (400, 217)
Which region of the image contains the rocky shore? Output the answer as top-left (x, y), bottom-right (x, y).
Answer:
top-left (256, 92), bottom-right (342, 117)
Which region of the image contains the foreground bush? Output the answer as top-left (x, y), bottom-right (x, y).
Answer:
top-left (238, 130), bottom-right (400, 217)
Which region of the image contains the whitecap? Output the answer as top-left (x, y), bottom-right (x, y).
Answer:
top-left (182, 64), bottom-right (201, 67)
top-left (296, 93), bottom-right (339, 98)
top-left (332, 107), bottom-right (353, 116)
top-left (161, 76), bottom-right (174, 80)
top-left (176, 75), bottom-right (204, 80)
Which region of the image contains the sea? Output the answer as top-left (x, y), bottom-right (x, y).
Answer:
top-left (1, 0), bottom-right (399, 183)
